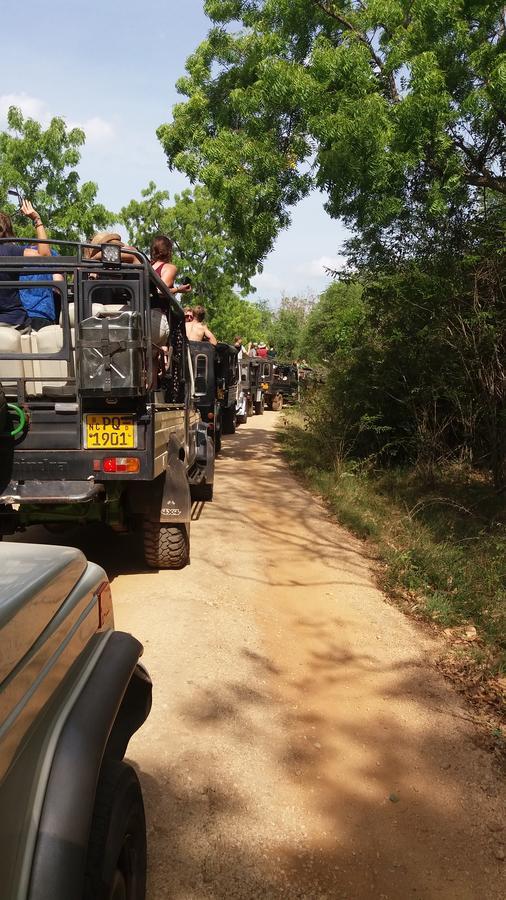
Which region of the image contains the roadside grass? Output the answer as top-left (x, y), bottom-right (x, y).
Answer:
top-left (277, 411), bottom-right (506, 673)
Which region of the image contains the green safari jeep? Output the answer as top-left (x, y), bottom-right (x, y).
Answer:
top-left (0, 542), bottom-right (152, 900)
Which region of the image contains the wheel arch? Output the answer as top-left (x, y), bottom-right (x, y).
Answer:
top-left (27, 633), bottom-right (151, 900)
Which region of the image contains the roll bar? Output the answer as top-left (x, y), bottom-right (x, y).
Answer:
top-left (0, 237), bottom-right (184, 321)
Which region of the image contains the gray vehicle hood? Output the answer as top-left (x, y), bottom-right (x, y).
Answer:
top-left (0, 544), bottom-right (87, 684)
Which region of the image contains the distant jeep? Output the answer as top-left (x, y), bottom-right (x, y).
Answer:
top-left (0, 542), bottom-right (152, 900)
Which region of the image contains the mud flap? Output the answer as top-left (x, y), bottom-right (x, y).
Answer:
top-left (194, 423), bottom-right (214, 485)
top-left (126, 439), bottom-right (191, 526)
top-left (160, 439), bottom-right (191, 524)
top-left (203, 434), bottom-right (215, 486)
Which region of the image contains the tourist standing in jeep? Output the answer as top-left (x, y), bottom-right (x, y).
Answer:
top-left (0, 201), bottom-right (51, 327)
top-left (185, 304), bottom-right (218, 345)
top-left (150, 234), bottom-right (193, 297)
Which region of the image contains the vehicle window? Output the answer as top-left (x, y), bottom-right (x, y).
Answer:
top-left (194, 354), bottom-right (207, 395)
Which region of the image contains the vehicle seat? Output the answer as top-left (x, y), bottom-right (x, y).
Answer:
top-left (0, 325), bottom-right (24, 394)
top-left (22, 326), bottom-right (70, 397)
top-left (62, 303), bottom-right (116, 327)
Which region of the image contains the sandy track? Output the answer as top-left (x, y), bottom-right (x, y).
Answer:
top-left (11, 413), bottom-right (505, 898)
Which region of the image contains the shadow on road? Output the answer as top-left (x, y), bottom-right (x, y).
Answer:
top-left (8, 414), bottom-right (505, 899)
top-left (129, 416), bottom-right (505, 899)
top-left (134, 625), bottom-right (504, 900)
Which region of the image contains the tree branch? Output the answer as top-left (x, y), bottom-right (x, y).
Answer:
top-left (465, 173), bottom-right (506, 194)
top-left (312, 0), bottom-right (401, 103)
top-left (453, 135), bottom-right (506, 194)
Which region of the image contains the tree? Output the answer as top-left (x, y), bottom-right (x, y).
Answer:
top-left (120, 181), bottom-right (266, 340)
top-left (120, 181), bottom-right (254, 307)
top-left (0, 107), bottom-right (112, 240)
top-left (302, 280), bottom-right (364, 362)
top-left (159, 1), bottom-right (506, 266)
top-left (210, 292), bottom-right (269, 343)
top-left (267, 296), bottom-right (313, 359)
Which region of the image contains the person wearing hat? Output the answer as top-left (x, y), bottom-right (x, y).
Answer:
top-left (257, 342), bottom-right (268, 358)
top-left (84, 231), bottom-right (139, 263)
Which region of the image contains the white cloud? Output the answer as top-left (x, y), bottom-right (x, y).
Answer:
top-left (68, 116), bottom-right (116, 145)
top-left (0, 93), bottom-right (116, 146)
top-left (297, 254), bottom-right (348, 278)
top-left (251, 271), bottom-right (284, 292)
top-left (0, 92), bottom-right (50, 125)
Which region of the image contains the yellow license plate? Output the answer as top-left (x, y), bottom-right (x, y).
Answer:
top-left (85, 415), bottom-right (136, 449)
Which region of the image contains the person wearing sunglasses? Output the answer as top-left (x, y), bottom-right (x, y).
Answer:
top-left (185, 305), bottom-right (217, 345)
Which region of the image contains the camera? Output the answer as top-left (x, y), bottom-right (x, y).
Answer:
top-left (7, 188), bottom-right (24, 207)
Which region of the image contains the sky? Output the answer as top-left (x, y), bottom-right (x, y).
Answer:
top-left (1, 0), bottom-right (350, 305)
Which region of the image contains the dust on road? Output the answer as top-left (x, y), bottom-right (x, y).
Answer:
top-left (12, 414), bottom-right (506, 899)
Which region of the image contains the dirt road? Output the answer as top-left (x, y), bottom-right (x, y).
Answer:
top-left (12, 414), bottom-right (506, 898)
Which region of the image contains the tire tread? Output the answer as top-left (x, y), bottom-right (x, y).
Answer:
top-left (143, 522), bottom-right (189, 569)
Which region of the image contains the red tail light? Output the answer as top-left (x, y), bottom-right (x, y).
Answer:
top-left (102, 457), bottom-right (140, 473)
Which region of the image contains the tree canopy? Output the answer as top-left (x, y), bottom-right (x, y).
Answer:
top-left (0, 107), bottom-right (112, 240)
top-left (267, 296), bottom-right (314, 360)
top-left (119, 181), bottom-right (267, 340)
top-left (159, 0), bottom-right (506, 266)
top-left (302, 281), bottom-right (364, 362)
top-left (120, 181), bottom-right (254, 302)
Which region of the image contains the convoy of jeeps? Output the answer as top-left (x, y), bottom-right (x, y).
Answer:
top-left (0, 238), bottom-right (304, 571)
top-left (0, 238), bottom-right (308, 900)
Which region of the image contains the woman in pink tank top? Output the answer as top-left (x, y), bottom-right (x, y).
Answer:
top-left (150, 235), bottom-right (192, 297)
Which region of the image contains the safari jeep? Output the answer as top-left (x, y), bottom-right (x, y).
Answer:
top-left (0, 239), bottom-right (214, 569)
top-left (271, 362), bottom-right (300, 404)
top-left (257, 360), bottom-right (284, 412)
top-left (0, 541), bottom-right (152, 900)
top-left (238, 357), bottom-right (266, 420)
top-left (189, 341), bottom-right (240, 460)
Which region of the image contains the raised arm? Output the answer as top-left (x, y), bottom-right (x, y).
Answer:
top-left (21, 200), bottom-right (51, 256)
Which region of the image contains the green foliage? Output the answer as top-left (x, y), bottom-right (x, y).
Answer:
top-left (267, 295), bottom-right (313, 359)
top-left (0, 107), bottom-right (112, 240)
top-left (160, 0), bottom-right (506, 265)
top-left (302, 280), bottom-right (364, 362)
top-left (210, 294), bottom-right (269, 343)
top-left (120, 181), bottom-right (265, 342)
top-left (120, 181), bottom-right (255, 301)
top-left (283, 189), bottom-right (506, 487)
